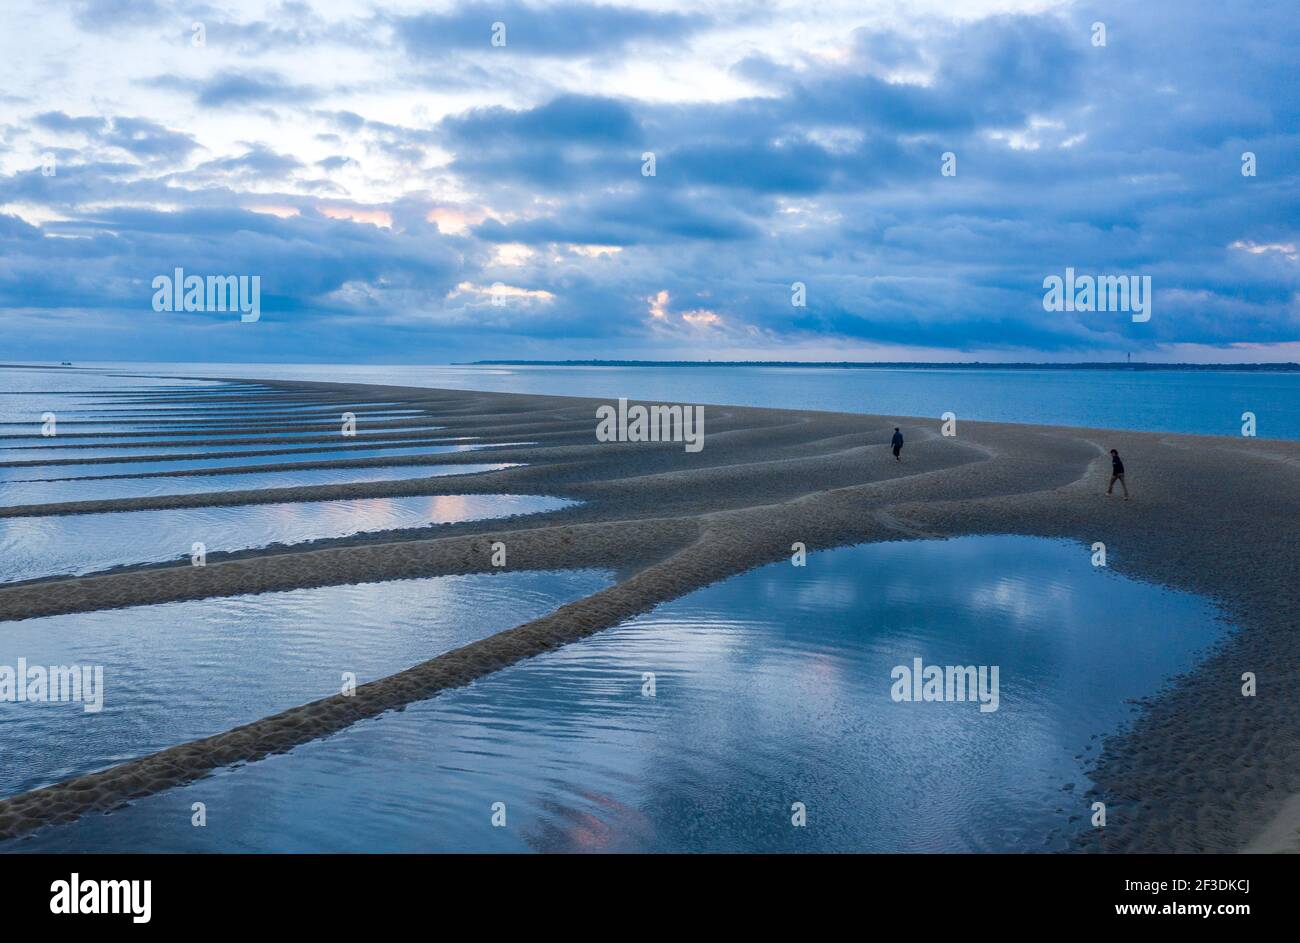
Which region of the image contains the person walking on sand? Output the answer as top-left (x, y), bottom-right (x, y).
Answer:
top-left (1106, 448), bottom-right (1129, 499)
top-left (890, 427), bottom-right (904, 462)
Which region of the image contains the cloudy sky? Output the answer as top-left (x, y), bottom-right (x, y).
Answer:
top-left (1, 0), bottom-right (1296, 363)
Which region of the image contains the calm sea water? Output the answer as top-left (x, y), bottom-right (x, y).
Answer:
top-left (6, 362), bottom-right (1288, 439)
top-left (0, 434), bottom-right (455, 461)
top-left (0, 443), bottom-right (498, 481)
top-left (5, 362), bottom-right (1297, 437)
top-left (0, 463), bottom-right (515, 507)
top-left (0, 569), bottom-right (613, 798)
top-left (8, 537), bottom-right (1223, 853)
top-left (1, 428), bottom-right (449, 446)
top-left (0, 494), bottom-right (576, 584)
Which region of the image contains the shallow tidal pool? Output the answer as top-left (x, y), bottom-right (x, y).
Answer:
top-left (6, 535), bottom-right (1223, 852)
top-left (0, 493), bottom-right (577, 584)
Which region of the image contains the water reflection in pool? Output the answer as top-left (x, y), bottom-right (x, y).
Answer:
top-left (1, 493), bottom-right (577, 583)
top-left (0, 462), bottom-right (515, 506)
top-left (7, 536), bottom-right (1224, 852)
top-left (0, 568), bottom-right (612, 799)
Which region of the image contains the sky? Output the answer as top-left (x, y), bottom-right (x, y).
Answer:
top-left (0, 0), bottom-right (1297, 364)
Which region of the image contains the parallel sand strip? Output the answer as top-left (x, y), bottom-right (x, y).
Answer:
top-left (6, 398), bottom-right (417, 422)
top-left (0, 428), bottom-right (456, 447)
top-left (0, 465), bottom-right (551, 518)
top-left (0, 413), bottom-right (824, 519)
top-left (18, 446), bottom-right (527, 480)
top-left (0, 437), bottom-right (492, 468)
top-left (0, 418), bottom-right (450, 440)
top-left (0, 548), bottom-right (727, 842)
top-left (0, 517), bottom-right (697, 620)
top-left (0, 375), bottom-right (1296, 852)
top-left (0, 503), bottom-right (901, 839)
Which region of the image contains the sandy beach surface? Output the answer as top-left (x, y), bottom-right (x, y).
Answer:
top-left (0, 372), bottom-right (1296, 852)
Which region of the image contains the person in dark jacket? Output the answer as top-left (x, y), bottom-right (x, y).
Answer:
top-left (1106, 448), bottom-right (1129, 498)
top-left (890, 428), bottom-right (904, 461)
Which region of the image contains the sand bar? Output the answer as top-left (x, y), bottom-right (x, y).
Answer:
top-left (0, 373), bottom-right (1296, 852)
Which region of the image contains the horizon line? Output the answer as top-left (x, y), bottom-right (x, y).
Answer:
top-left (461, 359), bottom-right (1300, 371)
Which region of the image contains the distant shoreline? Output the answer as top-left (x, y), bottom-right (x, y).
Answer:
top-left (5, 361), bottom-right (1299, 373)
top-left (462, 360), bottom-right (1300, 372)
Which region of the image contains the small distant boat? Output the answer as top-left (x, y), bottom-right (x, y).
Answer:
top-left (60, 361), bottom-right (72, 366)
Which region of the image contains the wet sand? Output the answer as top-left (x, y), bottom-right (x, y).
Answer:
top-left (0, 371), bottom-right (1297, 852)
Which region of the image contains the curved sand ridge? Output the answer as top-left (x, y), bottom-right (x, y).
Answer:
top-left (0, 374), bottom-right (1296, 852)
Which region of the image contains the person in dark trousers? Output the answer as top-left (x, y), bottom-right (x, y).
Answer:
top-left (1106, 448), bottom-right (1129, 499)
top-left (890, 427), bottom-right (904, 461)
